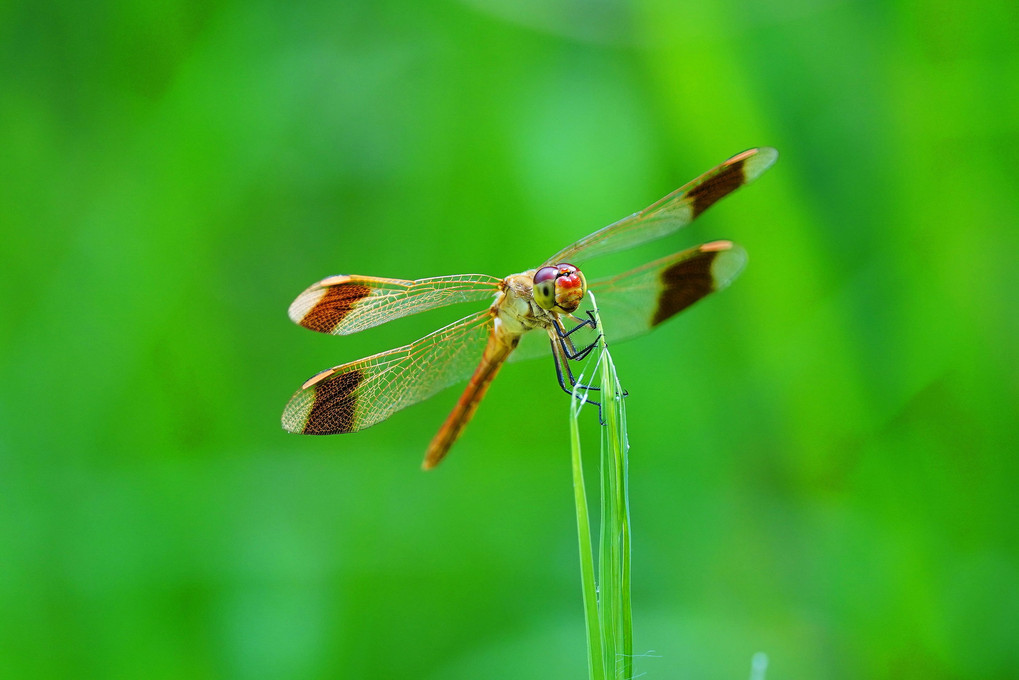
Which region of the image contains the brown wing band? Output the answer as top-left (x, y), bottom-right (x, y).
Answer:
top-left (299, 283), bottom-right (372, 333)
top-left (302, 370), bottom-right (365, 434)
top-left (651, 250), bottom-right (720, 326)
top-left (688, 157), bottom-right (747, 219)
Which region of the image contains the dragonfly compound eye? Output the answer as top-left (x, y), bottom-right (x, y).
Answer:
top-left (551, 263), bottom-right (586, 314)
top-left (533, 266), bottom-right (559, 310)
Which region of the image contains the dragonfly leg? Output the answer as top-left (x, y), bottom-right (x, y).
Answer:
top-left (559, 340), bottom-right (602, 392)
top-left (558, 310), bottom-right (598, 339)
top-left (553, 318), bottom-right (602, 362)
top-left (550, 339), bottom-right (601, 405)
top-left (560, 335), bottom-right (599, 362)
top-left (549, 314), bottom-right (628, 423)
top-left (555, 314), bottom-right (629, 397)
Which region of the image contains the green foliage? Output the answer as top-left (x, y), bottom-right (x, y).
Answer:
top-left (3, 0), bottom-right (1019, 678)
top-left (570, 293), bottom-right (632, 680)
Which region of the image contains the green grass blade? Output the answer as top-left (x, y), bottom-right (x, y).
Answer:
top-left (569, 292), bottom-right (631, 679)
top-left (602, 346), bottom-right (631, 679)
top-left (570, 363), bottom-right (604, 680)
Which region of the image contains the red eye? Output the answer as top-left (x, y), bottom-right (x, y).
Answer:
top-left (534, 266), bottom-right (559, 284)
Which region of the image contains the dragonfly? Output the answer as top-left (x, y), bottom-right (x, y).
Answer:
top-left (282, 147), bottom-right (777, 469)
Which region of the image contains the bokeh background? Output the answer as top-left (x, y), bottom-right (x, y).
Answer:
top-left (3, 1), bottom-right (1018, 678)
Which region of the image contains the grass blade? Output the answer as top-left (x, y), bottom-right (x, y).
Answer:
top-left (570, 380), bottom-right (604, 679)
top-left (570, 292), bottom-right (632, 679)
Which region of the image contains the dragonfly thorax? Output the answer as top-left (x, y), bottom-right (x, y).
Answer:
top-left (494, 270), bottom-right (568, 338)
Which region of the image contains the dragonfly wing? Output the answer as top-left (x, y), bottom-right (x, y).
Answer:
top-left (282, 309), bottom-right (495, 434)
top-left (510, 242), bottom-right (744, 364)
top-left (508, 325), bottom-right (555, 363)
top-left (289, 273), bottom-right (502, 335)
top-left (586, 241), bottom-right (747, 345)
top-left (543, 147), bottom-right (776, 266)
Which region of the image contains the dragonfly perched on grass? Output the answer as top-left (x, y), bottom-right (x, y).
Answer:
top-left (282, 147), bottom-right (778, 469)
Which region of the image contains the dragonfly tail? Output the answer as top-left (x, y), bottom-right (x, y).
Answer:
top-left (422, 332), bottom-right (514, 470)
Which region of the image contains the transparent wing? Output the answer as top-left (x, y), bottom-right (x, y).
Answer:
top-left (543, 147), bottom-right (776, 266)
top-left (510, 240), bottom-right (747, 363)
top-left (283, 309), bottom-right (496, 434)
top-left (288, 273), bottom-right (502, 335)
top-left (589, 241), bottom-right (747, 344)
top-left (509, 326), bottom-right (557, 363)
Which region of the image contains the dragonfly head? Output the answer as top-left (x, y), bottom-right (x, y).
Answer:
top-left (533, 263), bottom-right (587, 314)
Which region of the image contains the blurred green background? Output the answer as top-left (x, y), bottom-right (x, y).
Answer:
top-left (3, 0), bottom-right (1018, 678)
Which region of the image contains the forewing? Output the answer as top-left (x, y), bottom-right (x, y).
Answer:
top-left (282, 309), bottom-right (495, 434)
top-left (543, 147), bottom-right (776, 266)
top-left (288, 273), bottom-right (502, 335)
